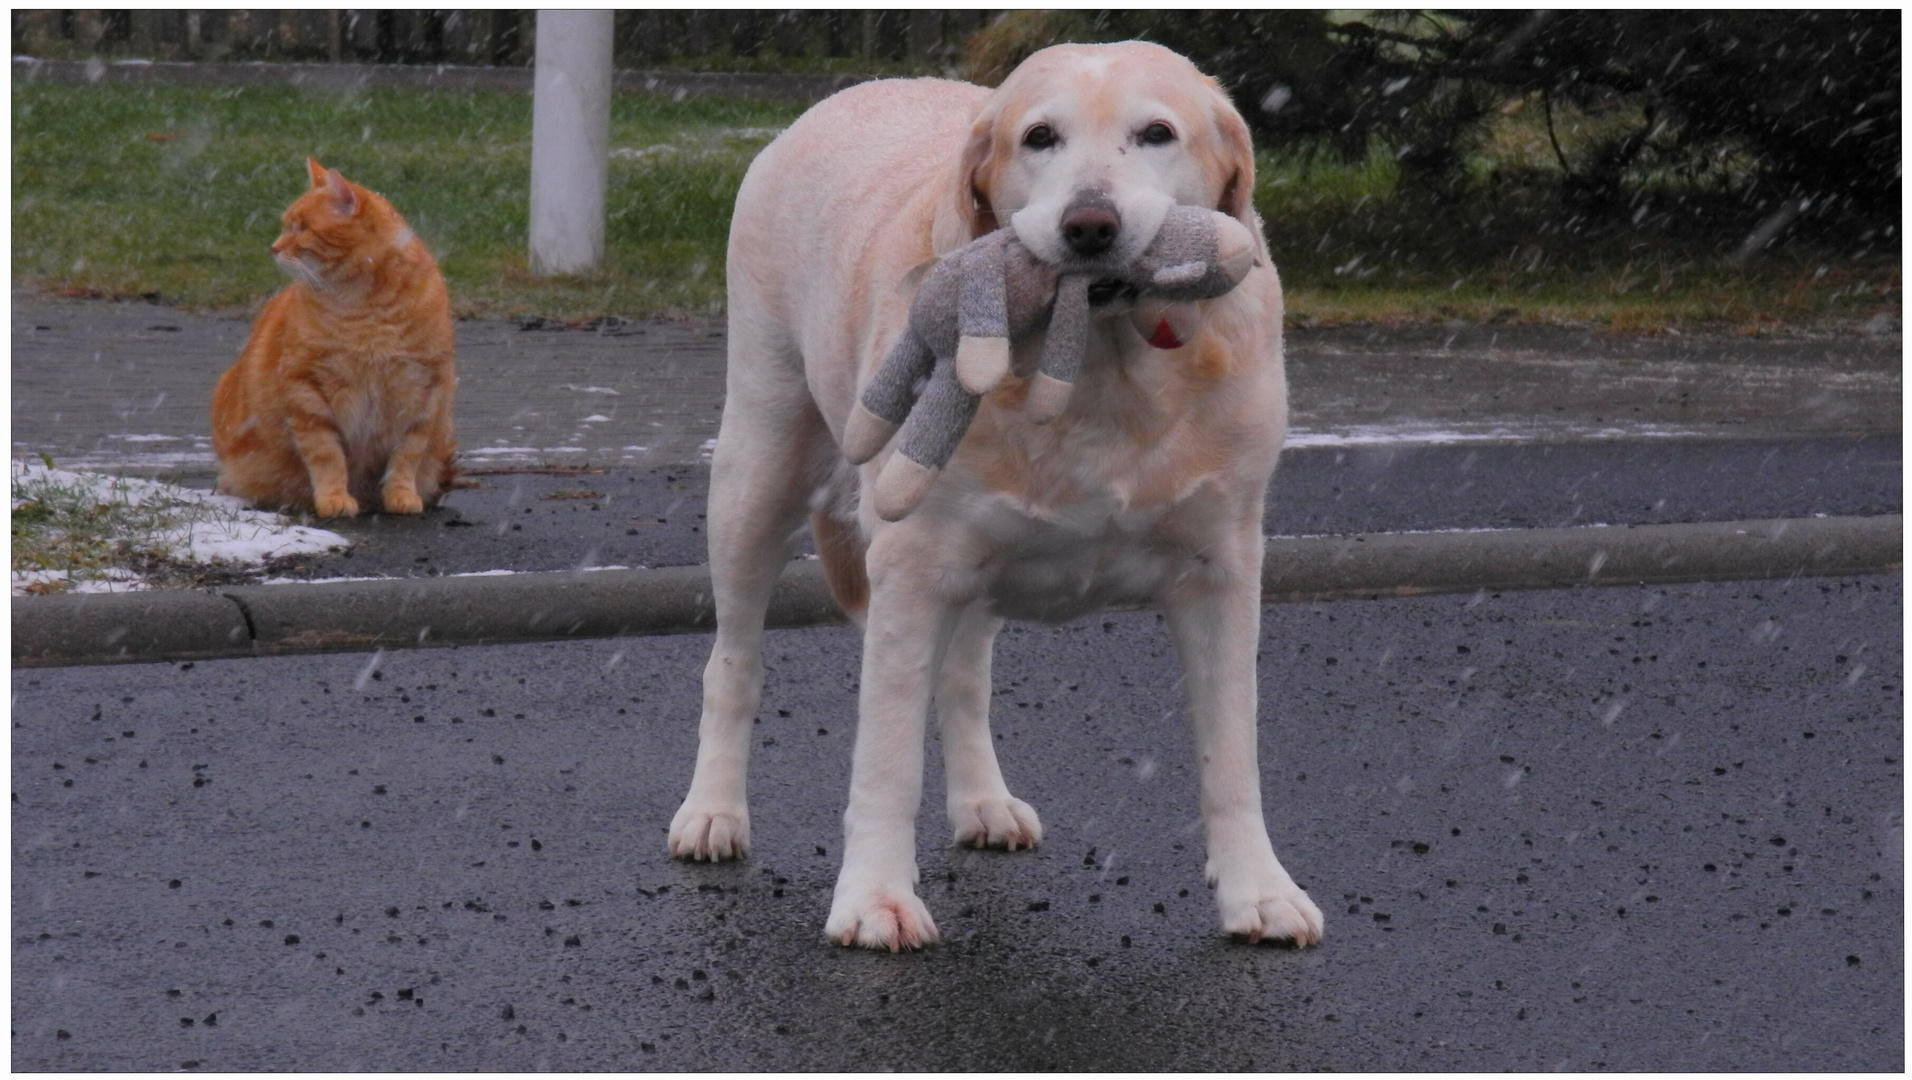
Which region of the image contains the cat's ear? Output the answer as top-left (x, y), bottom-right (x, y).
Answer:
top-left (321, 168), bottom-right (358, 216)
top-left (306, 158), bottom-right (328, 187)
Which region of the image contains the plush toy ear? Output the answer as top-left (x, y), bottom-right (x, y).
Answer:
top-left (321, 167), bottom-right (358, 216)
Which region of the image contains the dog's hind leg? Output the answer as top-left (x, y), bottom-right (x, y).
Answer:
top-left (937, 601), bottom-right (1042, 850)
top-left (668, 319), bottom-right (829, 862)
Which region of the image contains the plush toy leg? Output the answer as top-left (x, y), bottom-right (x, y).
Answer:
top-left (954, 236), bottom-right (1012, 394)
top-left (1026, 273), bottom-right (1092, 424)
top-left (955, 336), bottom-right (1011, 396)
top-left (872, 454), bottom-right (939, 523)
top-left (1129, 298), bottom-right (1208, 351)
top-left (844, 331), bottom-right (935, 465)
top-left (872, 354), bottom-right (978, 521)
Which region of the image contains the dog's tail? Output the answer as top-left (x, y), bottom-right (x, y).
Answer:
top-left (811, 506), bottom-right (869, 625)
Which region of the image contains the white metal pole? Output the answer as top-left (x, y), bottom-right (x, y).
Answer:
top-left (529, 9), bottom-right (613, 276)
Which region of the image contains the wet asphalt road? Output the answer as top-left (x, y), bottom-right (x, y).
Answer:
top-left (12, 292), bottom-right (1901, 476)
top-left (11, 576), bottom-right (1902, 1071)
top-left (11, 294), bottom-right (1904, 1069)
top-left (203, 434), bottom-right (1902, 582)
top-left (24, 287), bottom-right (1889, 580)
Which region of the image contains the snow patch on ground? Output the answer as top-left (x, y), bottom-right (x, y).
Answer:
top-left (254, 565), bottom-right (637, 586)
top-left (41, 449), bottom-right (220, 471)
top-left (11, 460), bottom-right (350, 595)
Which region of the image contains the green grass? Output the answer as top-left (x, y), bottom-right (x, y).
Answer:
top-left (12, 80), bottom-right (1900, 330)
top-left (13, 81), bottom-right (806, 319)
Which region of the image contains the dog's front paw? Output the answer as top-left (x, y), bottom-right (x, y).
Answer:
top-left (950, 796), bottom-right (1043, 851)
top-left (1210, 857), bottom-right (1324, 946)
top-left (668, 802), bottom-right (750, 861)
top-left (825, 886), bottom-right (940, 951)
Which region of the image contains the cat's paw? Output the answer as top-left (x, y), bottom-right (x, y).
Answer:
top-left (382, 488), bottom-right (425, 514)
top-left (667, 802), bottom-right (750, 861)
top-left (313, 492), bottom-right (360, 518)
top-left (825, 885), bottom-right (939, 951)
top-left (950, 795), bottom-right (1043, 851)
top-left (1209, 855), bottom-right (1324, 946)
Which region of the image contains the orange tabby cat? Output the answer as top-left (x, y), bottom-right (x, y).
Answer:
top-left (212, 159), bottom-right (456, 517)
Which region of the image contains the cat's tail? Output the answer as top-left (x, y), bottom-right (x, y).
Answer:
top-left (424, 452), bottom-right (462, 508)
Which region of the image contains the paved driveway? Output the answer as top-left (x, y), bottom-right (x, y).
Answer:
top-left (12, 292), bottom-right (1900, 476)
top-left (10, 294), bottom-right (1901, 1069)
top-left (12, 578), bottom-right (1901, 1070)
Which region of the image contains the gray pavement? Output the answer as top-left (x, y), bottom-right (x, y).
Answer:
top-left (10, 291), bottom-right (1903, 1070)
top-left (11, 288), bottom-right (1901, 602)
top-left (11, 289), bottom-right (1902, 477)
top-left (71, 435), bottom-right (1898, 586)
top-left (251, 434), bottom-right (1909, 593)
top-left (11, 291), bottom-right (731, 473)
top-left (11, 288), bottom-right (1903, 668)
top-left (11, 576), bottom-right (1902, 1070)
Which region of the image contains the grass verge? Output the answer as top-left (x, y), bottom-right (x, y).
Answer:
top-left (13, 81), bottom-right (805, 320)
top-left (12, 80), bottom-right (1900, 331)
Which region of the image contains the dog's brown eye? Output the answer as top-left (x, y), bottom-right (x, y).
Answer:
top-left (1022, 124), bottom-right (1057, 150)
top-left (1139, 122), bottom-right (1176, 146)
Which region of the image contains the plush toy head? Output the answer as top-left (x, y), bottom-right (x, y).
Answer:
top-left (1110, 204), bottom-right (1258, 351)
top-left (1024, 205), bottom-right (1258, 420)
top-left (1119, 204), bottom-right (1259, 299)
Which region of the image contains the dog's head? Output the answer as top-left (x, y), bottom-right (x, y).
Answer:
top-left (943, 41), bottom-right (1257, 270)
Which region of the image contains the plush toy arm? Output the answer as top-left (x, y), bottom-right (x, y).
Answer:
top-left (954, 237), bottom-right (1012, 395)
top-left (1025, 273), bottom-right (1092, 424)
top-left (870, 353), bottom-right (980, 521)
top-left (843, 330), bottom-right (935, 465)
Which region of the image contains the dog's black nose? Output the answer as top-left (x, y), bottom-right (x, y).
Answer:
top-left (1060, 191), bottom-right (1120, 257)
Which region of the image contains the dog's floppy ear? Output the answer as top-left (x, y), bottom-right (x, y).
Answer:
top-left (1208, 84), bottom-right (1257, 228)
top-left (934, 113), bottom-right (1001, 254)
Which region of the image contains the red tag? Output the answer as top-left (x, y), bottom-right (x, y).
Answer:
top-left (1148, 319), bottom-right (1183, 350)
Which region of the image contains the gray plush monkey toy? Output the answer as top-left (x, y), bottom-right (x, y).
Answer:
top-left (843, 204), bottom-right (1258, 521)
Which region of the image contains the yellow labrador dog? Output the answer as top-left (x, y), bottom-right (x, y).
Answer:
top-left (669, 41), bottom-right (1324, 950)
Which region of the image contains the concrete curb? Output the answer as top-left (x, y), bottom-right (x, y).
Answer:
top-left (11, 57), bottom-right (871, 101)
top-left (12, 516), bottom-right (1901, 668)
